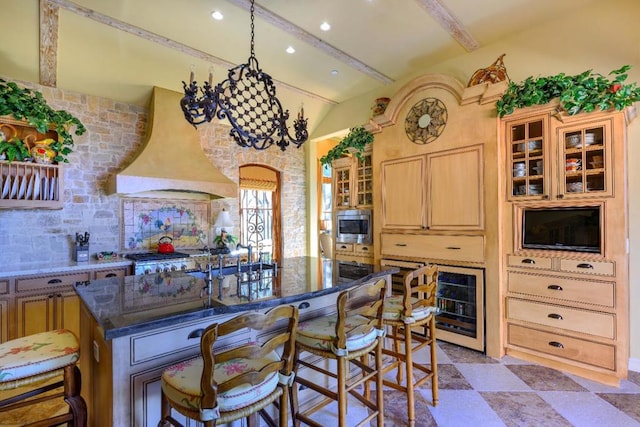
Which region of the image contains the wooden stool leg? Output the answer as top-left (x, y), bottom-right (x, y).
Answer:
top-left (289, 346), bottom-right (301, 427)
top-left (404, 325), bottom-right (416, 427)
top-left (375, 337), bottom-right (384, 427)
top-left (337, 356), bottom-right (347, 427)
top-left (64, 365), bottom-right (87, 427)
top-left (158, 388), bottom-right (172, 427)
top-left (393, 325), bottom-right (403, 384)
top-left (430, 317), bottom-right (439, 406)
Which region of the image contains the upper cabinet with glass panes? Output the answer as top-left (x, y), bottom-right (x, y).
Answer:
top-left (332, 148), bottom-right (372, 210)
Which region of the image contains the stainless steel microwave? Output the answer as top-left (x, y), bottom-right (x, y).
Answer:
top-left (336, 209), bottom-right (372, 244)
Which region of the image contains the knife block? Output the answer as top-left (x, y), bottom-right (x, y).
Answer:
top-left (74, 244), bottom-right (89, 262)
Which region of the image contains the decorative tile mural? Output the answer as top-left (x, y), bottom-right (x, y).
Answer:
top-left (121, 198), bottom-right (209, 251)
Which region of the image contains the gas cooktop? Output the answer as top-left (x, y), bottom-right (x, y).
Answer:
top-left (125, 252), bottom-right (192, 262)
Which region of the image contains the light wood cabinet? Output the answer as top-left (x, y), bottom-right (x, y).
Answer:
top-left (501, 104), bottom-right (632, 386)
top-left (332, 149), bottom-right (372, 210)
top-left (334, 242), bottom-right (374, 263)
top-left (3, 265), bottom-right (131, 343)
top-left (380, 145), bottom-right (484, 231)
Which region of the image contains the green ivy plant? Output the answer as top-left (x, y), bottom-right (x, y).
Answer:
top-left (496, 65), bottom-right (640, 117)
top-left (0, 78), bottom-right (86, 163)
top-left (0, 138), bottom-right (30, 162)
top-left (320, 126), bottom-right (374, 165)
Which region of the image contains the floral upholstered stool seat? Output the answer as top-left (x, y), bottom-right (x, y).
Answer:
top-left (0, 329), bottom-right (87, 427)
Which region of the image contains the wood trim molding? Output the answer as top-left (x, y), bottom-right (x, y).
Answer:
top-left (39, 0), bottom-right (59, 87)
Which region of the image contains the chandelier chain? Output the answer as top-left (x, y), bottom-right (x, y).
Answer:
top-left (179, 0), bottom-right (308, 151)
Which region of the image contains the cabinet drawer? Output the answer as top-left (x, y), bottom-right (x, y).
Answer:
top-left (296, 292), bottom-right (339, 322)
top-left (354, 244), bottom-right (373, 255)
top-left (93, 268), bottom-right (128, 279)
top-left (16, 272), bottom-right (90, 293)
top-left (559, 259), bottom-right (614, 276)
top-left (381, 233), bottom-right (484, 263)
top-left (508, 255), bottom-right (552, 270)
top-left (131, 314), bottom-right (238, 364)
top-left (508, 324), bottom-right (615, 370)
top-left (507, 298), bottom-right (614, 338)
top-left (0, 280), bottom-right (8, 294)
top-left (335, 243), bottom-right (354, 253)
top-left (508, 272), bottom-right (614, 307)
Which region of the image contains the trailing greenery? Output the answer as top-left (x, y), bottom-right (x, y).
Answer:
top-left (214, 233), bottom-right (238, 248)
top-left (0, 137), bottom-right (31, 162)
top-left (0, 78), bottom-right (86, 163)
top-left (496, 65), bottom-right (640, 117)
top-left (320, 126), bottom-right (374, 165)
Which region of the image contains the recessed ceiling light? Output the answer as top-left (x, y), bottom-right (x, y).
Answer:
top-left (286, 46), bottom-right (296, 54)
top-left (211, 11), bottom-right (224, 20)
top-left (320, 22), bottom-right (331, 31)
top-left (331, 70), bottom-right (338, 76)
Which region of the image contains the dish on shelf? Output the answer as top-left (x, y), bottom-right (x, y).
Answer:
top-left (49, 177), bottom-right (56, 200)
top-left (42, 176), bottom-right (49, 200)
top-left (532, 166), bottom-right (543, 175)
top-left (513, 168), bottom-right (526, 177)
top-left (10, 175), bottom-right (18, 198)
top-left (566, 182), bottom-right (583, 192)
top-left (566, 134), bottom-right (581, 148)
top-left (2, 175), bottom-right (10, 198)
top-left (26, 174), bottom-right (34, 199)
top-left (529, 184), bottom-right (542, 194)
top-left (33, 172), bottom-right (40, 199)
top-left (589, 161), bottom-right (604, 169)
top-left (18, 175), bottom-right (26, 199)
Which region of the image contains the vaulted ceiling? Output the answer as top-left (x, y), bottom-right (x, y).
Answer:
top-left (0, 0), bottom-right (604, 132)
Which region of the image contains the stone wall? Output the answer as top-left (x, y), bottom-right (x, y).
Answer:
top-left (0, 80), bottom-right (307, 269)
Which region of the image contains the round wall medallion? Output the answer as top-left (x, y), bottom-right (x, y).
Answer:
top-left (405, 98), bottom-right (448, 144)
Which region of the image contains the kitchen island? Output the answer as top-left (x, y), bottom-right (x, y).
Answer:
top-left (75, 256), bottom-right (395, 427)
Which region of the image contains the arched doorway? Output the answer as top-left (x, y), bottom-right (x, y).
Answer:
top-left (239, 165), bottom-right (282, 262)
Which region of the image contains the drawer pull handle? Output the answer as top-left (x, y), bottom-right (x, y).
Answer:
top-left (521, 258), bottom-right (536, 264)
top-left (446, 247), bottom-right (461, 250)
top-left (548, 341), bottom-right (564, 349)
top-left (361, 247), bottom-right (368, 251)
top-left (395, 243), bottom-right (407, 247)
top-left (576, 263), bottom-right (594, 269)
top-left (340, 245), bottom-right (347, 249)
top-left (105, 273), bottom-right (117, 278)
top-left (547, 313), bottom-right (563, 320)
top-left (298, 302), bottom-right (310, 309)
top-left (547, 285), bottom-right (563, 291)
top-left (48, 278), bottom-right (63, 284)
top-left (188, 329), bottom-right (204, 339)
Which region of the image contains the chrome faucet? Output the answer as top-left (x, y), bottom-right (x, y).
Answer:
top-left (236, 243), bottom-right (253, 270)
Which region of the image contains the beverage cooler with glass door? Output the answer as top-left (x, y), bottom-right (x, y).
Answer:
top-left (380, 259), bottom-right (485, 352)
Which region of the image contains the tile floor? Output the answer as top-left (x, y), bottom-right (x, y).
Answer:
top-left (304, 341), bottom-right (640, 427)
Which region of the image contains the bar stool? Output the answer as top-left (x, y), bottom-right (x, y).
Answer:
top-left (290, 279), bottom-right (386, 427)
top-left (0, 329), bottom-right (87, 427)
top-left (158, 304), bottom-right (299, 427)
top-left (381, 264), bottom-right (439, 426)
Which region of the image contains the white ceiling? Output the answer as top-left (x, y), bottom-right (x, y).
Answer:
top-left (0, 0), bottom-right (602, 129)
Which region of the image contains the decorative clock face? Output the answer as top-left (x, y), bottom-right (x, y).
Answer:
top-left (405, 98), bottom-right (448, 144)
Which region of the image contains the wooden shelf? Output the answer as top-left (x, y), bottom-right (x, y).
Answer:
top-left (0, 161), bottom-right (63, 209)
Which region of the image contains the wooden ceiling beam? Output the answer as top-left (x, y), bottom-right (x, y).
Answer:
top-left (415, 0), bottom-right (480, 52)
top-left (227, 0), bottom-right (394, 85)
top-left (45, 0), bottom-right (335, 104)
top-left (40, 0), bottom-right (59, 87)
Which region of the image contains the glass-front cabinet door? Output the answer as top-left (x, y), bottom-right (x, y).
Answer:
top-left (333, 157), bottom-right (351, 209)
top-left (557, 119), bottom-right (612, 199)
top-left (507, 115), bottom-right (548, 200)
top-left (355, 151), bottom-right (373, 207)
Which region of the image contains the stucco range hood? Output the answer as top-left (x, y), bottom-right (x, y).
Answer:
top-left (107, 86), bottom-right (237, 199)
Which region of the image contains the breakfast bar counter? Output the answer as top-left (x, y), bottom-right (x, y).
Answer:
top-left (76, 256), bottom-right (396, 427)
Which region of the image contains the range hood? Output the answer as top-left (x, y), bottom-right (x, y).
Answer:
top-left (107, 87), bottom-right (237, 199)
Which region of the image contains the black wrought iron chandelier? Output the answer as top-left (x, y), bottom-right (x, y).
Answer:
top-left (180, 0), bottom-right (308, 151)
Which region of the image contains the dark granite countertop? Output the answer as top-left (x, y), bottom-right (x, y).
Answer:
top-left (75, 256), bottom-right (397, 340)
